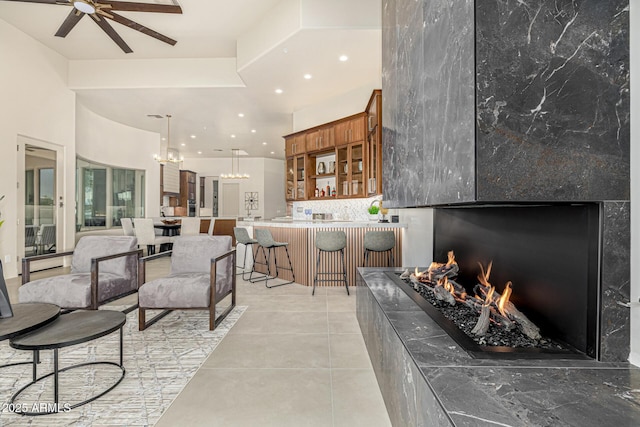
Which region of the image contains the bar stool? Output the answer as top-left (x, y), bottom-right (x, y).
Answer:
top-left (233, 227), bottom-right (260, 281)
top-left (253, 229), bottom-right (295, 288)
top-left (313, 231), bottom-right (349, 296)
top-left (363, 230), bottom-right (396, 267)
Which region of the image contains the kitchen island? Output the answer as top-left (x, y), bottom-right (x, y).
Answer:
top-left (236, 219), bottom-right (406, 288)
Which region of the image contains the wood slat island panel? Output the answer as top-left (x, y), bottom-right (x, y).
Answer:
top-left (245, 222), bottom-right (404, 287)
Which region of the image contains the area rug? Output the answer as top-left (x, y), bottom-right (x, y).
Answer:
top-left (0, 306), bottom-right (246, 427)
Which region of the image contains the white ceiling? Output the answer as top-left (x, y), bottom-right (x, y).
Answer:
top-left (0, 0), bottom-right (382, 159)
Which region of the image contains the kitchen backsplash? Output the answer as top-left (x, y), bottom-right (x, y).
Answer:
top-left (292, 196), bottom-right (383, 221)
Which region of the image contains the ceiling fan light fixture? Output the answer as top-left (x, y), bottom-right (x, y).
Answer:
top-left (74, 1), bottom-right (96, 14)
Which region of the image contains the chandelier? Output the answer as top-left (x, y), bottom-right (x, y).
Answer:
top-left (221, 149), bottom-right (250, 179)
top-left (154, 114), bottom-right (181, 164)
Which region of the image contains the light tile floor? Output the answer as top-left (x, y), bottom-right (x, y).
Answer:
top-left (5, 259), bottom-right (392, 427)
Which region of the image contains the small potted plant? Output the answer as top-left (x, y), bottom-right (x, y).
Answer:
top-left (367, 204), bottom-right (379, 221)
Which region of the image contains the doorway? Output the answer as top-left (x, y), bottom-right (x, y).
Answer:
top-left (221, 183), bottom-right (239, 217)
top-left (18, 137), bottom-right (64, 271)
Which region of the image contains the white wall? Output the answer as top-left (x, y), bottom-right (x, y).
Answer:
top-left (0, 19), bottom-right (76, 279)
top-left (76, 104), bottom-right (161, 219)
top-left (629, 1), bottom-right (639, 367)
top-left (263, 158), bottom-right (287, 219)
top-left (182, 157), bottom-right (286, 219)
top-left (292, 84), bottom-right (381, 131)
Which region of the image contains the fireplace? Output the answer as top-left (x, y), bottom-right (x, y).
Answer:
top-left (395, 203), bottom-right (603, 359)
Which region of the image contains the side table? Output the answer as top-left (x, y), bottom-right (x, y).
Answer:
top-left (10, 310), bottom-right (126, 415)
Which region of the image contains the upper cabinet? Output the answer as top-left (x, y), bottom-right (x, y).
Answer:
top-left (283, 90), bottom-right (382, 201)
top-left (305, 126), bottom-right (335, 152)
top-left (285, 134), bottom-right (306, 157)
top-left (335, 114), bottom-right (366, 146)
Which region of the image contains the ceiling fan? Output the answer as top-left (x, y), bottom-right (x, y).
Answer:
top-left (1, 0), bottom-right (183, 53)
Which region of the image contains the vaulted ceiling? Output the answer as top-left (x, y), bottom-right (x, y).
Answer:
top-left (0, 0), bottom-right (382, 158)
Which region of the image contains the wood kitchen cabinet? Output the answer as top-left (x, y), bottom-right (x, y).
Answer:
top-left (305, 126), bottom-right (334, 152)
top-left (283, 90), bottom-right (381, 201)
top-left (366, 90), bottom-right (382, 195)
top-left (285, 134), bottom-right (306, 157)
top-left (337, 142), bottom-right (365, 198)
top-left (285, 155), bottom-right (307, 201)
top-left (179, 170), bottom-right (197, 208)
top-left (335, 114), bottom-right (366, 146)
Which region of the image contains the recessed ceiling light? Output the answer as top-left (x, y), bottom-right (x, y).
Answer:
top-left (161, 137), bottom-right (166, 141)
top-left (339, 55), bottom-right (348, 62)
top-left (251, 129), bottom-right (256, 133)
top-left (304, 74), bottom-right (312, 79)
top-left (275, 88), bottom-right (283, 94)
top-left (231, 134), bottom-right (236, 138)
top-left (262, 142), bottom-right (267, 145)
top-left (190, 135), bottom-right (196, 139)
top-left (270, 151), bottom-right (275, 155)
top-left (197, 151), bottom-right (202, 155)
top-left (283, 48), bottom-right (288, 54)
top-left (238, 113), bottom-right (244, 118)
top-left (181, 143), bottom-right (186, 147)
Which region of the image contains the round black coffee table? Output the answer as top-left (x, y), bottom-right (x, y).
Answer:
top-left (9, 310), bottom-right (126, 415)
top-left (0, 303), bottom-right (60, 371)
top-left (0, 303), bottom-right (60, 341)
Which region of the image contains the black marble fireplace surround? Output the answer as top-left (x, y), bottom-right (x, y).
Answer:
top-left (380, 0), bottom-right (631, 361)
top-left (369, 0), bottom-right (635, 424)
top-left (357, 268), bottom-right (640, 426)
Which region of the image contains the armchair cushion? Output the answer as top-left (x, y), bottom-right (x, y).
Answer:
top-left (19, 235), bottom-right (139, 309)
top-left (139, 235), bottom-right (233, 309)
top-left (19, 272), bottom-right (131, 308)
top-left (71, 236), bottom-right (137, 277)
top-left (139, 273), bottom-right (210, 308)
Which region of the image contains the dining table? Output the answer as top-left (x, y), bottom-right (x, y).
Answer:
top-left (153, 222), bottom-right (181, 236)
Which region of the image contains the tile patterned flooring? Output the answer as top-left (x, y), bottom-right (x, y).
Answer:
top-left (4, 259), bottom-right (391, 426)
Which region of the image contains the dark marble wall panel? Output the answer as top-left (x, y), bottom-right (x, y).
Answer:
top-left (422, 0), bottom-right (476, 206)
top-left (600, 201), bottom-right (631, 361)
top-left (382, 0), bottom-right (475, 208)
top-left (476, 0), bottom-right (630, 202)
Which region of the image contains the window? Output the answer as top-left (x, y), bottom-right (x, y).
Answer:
top-left (76, 158), bottom-right (145, 230)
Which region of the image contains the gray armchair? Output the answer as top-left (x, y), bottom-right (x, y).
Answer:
top-left (20, 236), bottom-right (141, 312)
top-left (138, 235), bottom-right (236, 331)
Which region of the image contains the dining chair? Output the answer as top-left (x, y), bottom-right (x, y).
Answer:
top-left (121, 218), bottom-right (135, 237)
top-left (133, 218), bottom-right (173, 255)
top-left (180, 217), bottom-right (201, 236)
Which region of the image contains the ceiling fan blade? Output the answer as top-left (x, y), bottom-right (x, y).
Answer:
top-left (100, 1), bottom-right (182, 14)
top-left (106, 11), bottom-right (176, 46)
top-left (90, 13), bottom-right (132, 53)
top-left (0, 0), bottom-right (61, 3)
top-left (55, 9), bottom-right (84, 37)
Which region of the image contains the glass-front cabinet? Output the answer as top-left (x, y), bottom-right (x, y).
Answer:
top-left (283, 89), bottom-right (381, 201)
top-left (337, 142), bottom-right (365, 197)
top-left (286, 155), bottom-right (306, 201)
top-left (366, 89), bottom-right (382, 195)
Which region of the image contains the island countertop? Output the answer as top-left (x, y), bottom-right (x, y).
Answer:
top-left (236, 220), bottom-right (405, 287)
top-left (237, 219), bottom-right (407, 229)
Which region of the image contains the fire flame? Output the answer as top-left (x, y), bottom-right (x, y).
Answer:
top-left (498, 281), bottom-right (512, 317)
top-left (446, 250), bottom-right (456, 266)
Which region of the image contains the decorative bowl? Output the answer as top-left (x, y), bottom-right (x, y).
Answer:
top-left (161, 219), bottom-right (179, 225)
